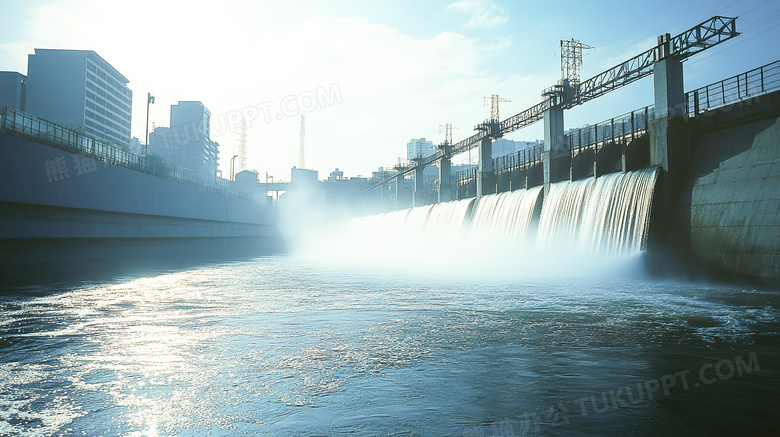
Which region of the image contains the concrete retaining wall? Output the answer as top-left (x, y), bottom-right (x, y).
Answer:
top-left (0, 133), bottom-right (278, 239)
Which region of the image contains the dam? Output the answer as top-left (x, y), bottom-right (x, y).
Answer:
top-left (1, 10), bottom-right (779, 437)
top-left (362, 16), bottom-right (780, 286)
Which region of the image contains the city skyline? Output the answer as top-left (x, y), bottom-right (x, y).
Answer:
top-left (1, 0), bottom-right (778, 180)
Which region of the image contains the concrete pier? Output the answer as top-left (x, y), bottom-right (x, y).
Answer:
top-left (413, 163), bottom-right (425, 206)
top-left (650, 33), bottom-right (689, 222)
top-left (394, 173), bottom-right (405, 209)
top-left (543, 91), bottom-right (566, 195)
top-left (476, 137), bottom-right (494, 199)
top-left (438, 151), bottom-right (453, 203)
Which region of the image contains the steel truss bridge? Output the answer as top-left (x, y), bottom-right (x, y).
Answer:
top-left (369, 16), bottom-right (739, 189)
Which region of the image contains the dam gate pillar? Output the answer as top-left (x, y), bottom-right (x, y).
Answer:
top-left (543, 102), bottom-right (565, 196)
top-left (413, 162), bottom-right (425, 207)
top-left (438, 146), bottom-right (453, 203)
top-left (476, 137), bottom-right (494, 199)
top-left (394, 175), bottom-right (405, 209)
top-left (650, 33), bottom-right (689, 222)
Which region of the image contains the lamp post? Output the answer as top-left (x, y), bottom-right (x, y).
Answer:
top-left (265, 171), bottom-right (274, 202)
top-left (230, 154), bottom-right (238, 181)
top-left (145, 93), bottom-right (155, 157)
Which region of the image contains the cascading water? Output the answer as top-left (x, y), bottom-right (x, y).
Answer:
top-left (404, 204), bottom-right (435, 235)
top-left (537, 167), bottom-right (658, 254)
top-left (470, 186), bottom-right (543, 243)
top-left (536, 178), bottom-right (594, 249)
top-left (351, 204), bottom-right (434, 239)
top-left (350, 167), bottom-right (658, 257)
top-left (351, 208), bottom-right (410, 234)
top-left (426, 198), bottom-right (475, 237)
top-left (578, 167), bottom-right (658, 254)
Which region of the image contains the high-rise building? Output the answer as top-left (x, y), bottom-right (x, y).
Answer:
top-left (407, 138), bottom-right (436, 161)
top-left (0, 71), bottom-right (26, 111)
top-left (25, 49), bottom-right (132, 148)
top-left (149, 101), bottom-right (220, 180)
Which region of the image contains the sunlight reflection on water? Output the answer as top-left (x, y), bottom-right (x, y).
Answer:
top-left (1, 256), bottom-right (779, 435)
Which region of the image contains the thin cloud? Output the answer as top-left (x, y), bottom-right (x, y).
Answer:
top-left (447, 0), bottom-right (509, 29)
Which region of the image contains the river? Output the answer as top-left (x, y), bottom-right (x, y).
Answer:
top-left (1, 252), bottom-right (778, 436)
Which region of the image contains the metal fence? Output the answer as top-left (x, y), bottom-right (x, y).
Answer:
top-left (0, 106), bottom-right (249, 199)
top-left (686, 59), bottom-right (780, 115)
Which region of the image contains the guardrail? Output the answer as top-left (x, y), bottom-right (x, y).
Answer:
top-left (0, 106), bottom-right (249, 199)
top-left (686, 59), bottom-right (780, 115)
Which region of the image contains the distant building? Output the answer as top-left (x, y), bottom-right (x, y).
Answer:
top-left (328, 168), bottom-right (345, 182)
top-left (0, 71), bottom-right (26, 111)
top-left (129, 137), bottom-right (144, 155)
top-left (235, 170), bottom-right (259, 184)
top-left (149, 101), bottom-right (220, 180)
top-left (322, 172), bottom-right (368, 206)
top-left (25, 49), bottom-right (132, 148)
top-left (291, 167), bottom-right (318, 186)
top-left (492, 139), bottom-right (542, 158)
top-left (371, 167), bottom-right (394, 183)
top-left (407, 138), bottom-right (436, 161)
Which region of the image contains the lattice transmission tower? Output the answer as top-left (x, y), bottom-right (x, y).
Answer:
top-left (438, 123), bottom-right (458, 145)
top-left (484, 94), bottom-right (510, 121)
top-left (560, 39), bottom-right (595, 85)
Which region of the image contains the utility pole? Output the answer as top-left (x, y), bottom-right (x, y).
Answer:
top-left (299, 115), bottom-right (305, 169)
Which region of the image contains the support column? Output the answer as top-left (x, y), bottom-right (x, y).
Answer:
top-left (438, 155), bottom-right (452, 203)
top-left (543, 105), bottom-right (565, 195)
top-left (476, 137), bottom-right (493, 199)
top-left (413, 164), bottom-right (425, 207)
top-left (650, 33), bottom-right (688, 222)
top-left (395, 175), bottom-right (405, 209)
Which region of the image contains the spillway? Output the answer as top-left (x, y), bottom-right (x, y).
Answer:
top-left (537, 167), bottom-right (658, 254)
top-left (352, 168), bottom-right (658, 255)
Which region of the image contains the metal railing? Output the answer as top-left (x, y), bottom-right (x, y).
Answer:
top-left (686, 59), bottom-right (780, 115)
top-left (451, 144), bottom-right (544, 187)
top-left (0, 106), bottom-right (249, 199)
top-left (561, 59), bottom-right (780, 153)
top-left (493, 145), bottom-right (544, 175)
top-left (565, 105), bottom-right (655, 152)
top-left (456, 167), bottom-right (477, 187)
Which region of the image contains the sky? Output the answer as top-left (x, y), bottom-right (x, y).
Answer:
top-left (1, 0), bottom-right (779, 181)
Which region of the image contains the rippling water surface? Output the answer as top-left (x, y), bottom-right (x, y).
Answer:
top-left (1, 255), bottom-right (779, 436)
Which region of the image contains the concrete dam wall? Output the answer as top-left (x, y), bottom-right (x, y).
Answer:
top-left (669, 91), bottom-right (780, 285)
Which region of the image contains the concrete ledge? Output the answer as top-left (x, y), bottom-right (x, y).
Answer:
top-left (0, 235), bottom-right (285, 286)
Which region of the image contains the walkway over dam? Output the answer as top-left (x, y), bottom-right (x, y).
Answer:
top-left (363, 16), bottom-right (780, 286)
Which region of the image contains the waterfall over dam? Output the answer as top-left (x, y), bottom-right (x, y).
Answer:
top-left (353, 167), bottom-right (658, 256)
